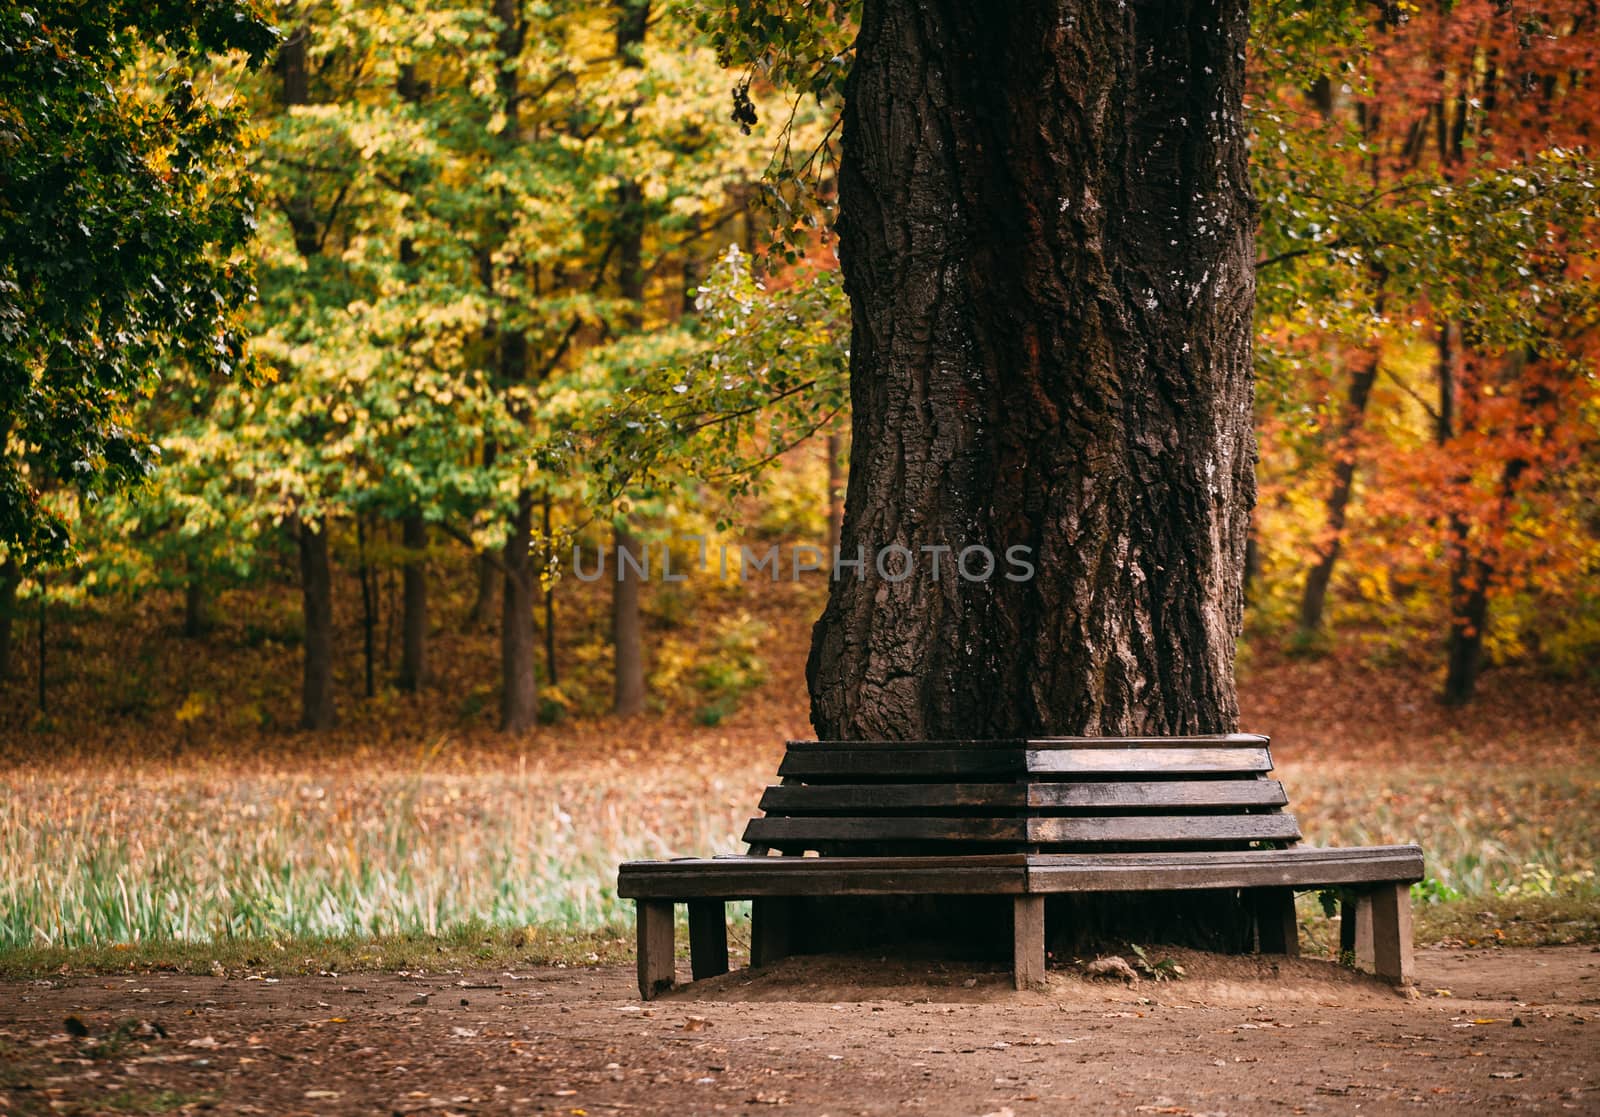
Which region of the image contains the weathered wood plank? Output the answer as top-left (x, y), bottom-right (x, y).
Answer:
top-left (1026, 747), bottom-right (1273, 774)
top-left (1028, 780), bottom-right (1288, 810)
top-left (617, 846), bottom-right (1422, 899)
top-left (760, 783), bottom-right (1030, 813)
top-left (778, 750), bottom-right (1027, 778)
top-left (744, 816), bottom-right (1029, 846)
top-left (619, 855), bottom-right (1030, 898)
top-left (1025, 845), bottom-right (1423, 893)
top-left (1028, 813), bottom-right (1301, 844)
top-left (743, 813), bottom-right (1300, 848)
top-left (635, 899), bottom-right (675, 1000)
top-left (1013, 896), bottom-right (1046, 990)
top-left (687, 900), bottom-right (729, 981)
top-left (784, 734), bottom-right (1270, 750)
top-left (1370, 882), bottom-right (1415, 986)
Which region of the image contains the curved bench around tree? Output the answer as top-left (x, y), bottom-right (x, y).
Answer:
top-left (617, 735), bottom-right (1423, 998)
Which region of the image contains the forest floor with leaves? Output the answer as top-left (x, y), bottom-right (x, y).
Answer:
top-left (2, 945), bottom-right (1598, 1115)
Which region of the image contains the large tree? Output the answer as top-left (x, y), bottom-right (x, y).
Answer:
top-left (807, 0), bottom-right (1257, 740)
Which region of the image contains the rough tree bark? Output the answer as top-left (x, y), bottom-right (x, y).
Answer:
top-left (0, 556), bottom-right (17, 681)
top-left (297, 519), bottom-right (337, 731)
top-left (809, 0), bottom-right (1256, 739)
top-left (400, 510), bottom-right (428, 691)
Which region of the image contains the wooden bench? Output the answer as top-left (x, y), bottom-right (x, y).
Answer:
top-left (617, 735), bottom-right (1423, 998)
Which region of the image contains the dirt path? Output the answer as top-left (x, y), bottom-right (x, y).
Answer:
top-left (3, 946), bottom-right (1596, 1116)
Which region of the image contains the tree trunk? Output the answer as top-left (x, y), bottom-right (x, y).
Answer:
top-left (1296, 339), bottom-right (1381, 637)
top-left (0, 556), bottom-right (18, 681)
top-left (808, 0), bottom-right (1256, 739)
top-left (612, 522), bottom-right (647, 716)
top-left (500, 493), bottom-right (539, 732)
top-left (400, 510), bottom-right (428, 691)
top-left (298, 519), bottom-right (337, 730)
top-left (541, 490), bottom-right (558, 687)
top-left (607, 0), bottom-right (651, 720)
top-left (356, 515), bottom-right (377, 699)
top-left (183, 561), bottom-right (210, 639)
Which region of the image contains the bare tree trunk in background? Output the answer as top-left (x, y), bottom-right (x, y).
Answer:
top-left (1296, 335), bottom-right (1381, 638)
top-left (612, 523), bottom-right (647, 716)
top-left (0, 556), bottom-right (19, 680)
top-left (608, 0), bottom-right (651, 718)
top-left (808, 0), bottom-right (1256, 739)
top-left (400, 510), bottom-right (428, 691)
top-left (471, 445), bottom-right (500, 628)
top-left (356, 515), bottom-right (378, 699)
top-left (541, 490), bottom-right (558, 687)
top-left (297, 519), bottom-right (337, 730)
top-left (500, 493), bottom-right (539, 732)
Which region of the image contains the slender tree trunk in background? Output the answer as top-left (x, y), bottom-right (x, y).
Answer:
top-left (183, 573), bottom-right (210, 639)
top-left (809, 0), bottom-right (1256, 739)
top-left (1296, 336), bottom-right (1382, 638)
top-left (607, 0), bottom-right (652, 719)
top-left (541, 490), bottom-right (558, 687)
top-left (356, 515), bottom-right (378, 699)
top-left (500, 492), bottom-right (539, 732)
top-left (612, 523), bottom-right (646, 716)
top-left (297, 519), bottom-right (337, 730)
top-left (826, 430), bottom-right (844, 556)
top-left (473, 548), bottom-right (500, 628)
top-left (36, 585), bottom-right (46, 713)
top-left (0, 556), bottom-right (18, 680)
top-left (400, 510), bottom-right (428, 691)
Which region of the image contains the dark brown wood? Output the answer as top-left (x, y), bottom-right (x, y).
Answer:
top-left (760, 783), bottom-right (1030, 813)
top-left (745, 816), bottom-right (1028, 846)
top-left (635, 899), bottom-right (674, 1000)
top-left (1252, 887), bottom-right (1299, 956)
top-left (779, 749), bottom-right (1027, 779)
top-left (1013, 896), bottom-right (1046, 990)
top-left (620, 855), bottom-right (1030, 899)
top-left (618, 846), bottom-right (1421, 900)
top-left (1028, 780), bottom-right (1287, 810)
top-left (687, 900), bottom-right (729, 980)
top-left (784, 733), bottom-right (1269, 750)
top-left (743, 813), bottom-right (1300, 849)
top-left (750, 897), bottom-right (796, 967)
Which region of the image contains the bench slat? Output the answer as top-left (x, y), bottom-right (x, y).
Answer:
top-left (1029, 779), bottom-right (1288, 809)
top-left (743, 813), bottom-right (1301, 848)
top-left (616, 845), bottom-right (1424, 899)
top-left (759, 784), bottom-right (1030, 813)
top-left (785, 734), bottom-right (1270, 751)
top-left (1026, 747), bottom-right (1272, 774)
top-left (778, 746), bottom-right (1274, 779)
top-left (758, 780), bottom-right (1289, 814)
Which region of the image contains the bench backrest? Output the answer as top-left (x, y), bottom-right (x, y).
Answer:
top-left (743, 734), bottom-right (1300, 856)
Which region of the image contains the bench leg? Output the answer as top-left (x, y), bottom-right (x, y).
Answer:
top-left (636, 899), bottom-right (675, 1000)
top-left (750, 897), bottom-right (795, 968)
top-left (688, 900), bottom-right (729, 981)
top-left (1253, 887), bottom-right (1299, 957)
top-left (1370, 882), bottom-right (1414, 986)
top-left (1013, 896), bottom-right (1046, 990)
top-left (1339, 891), bottom-right (1376, 973)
